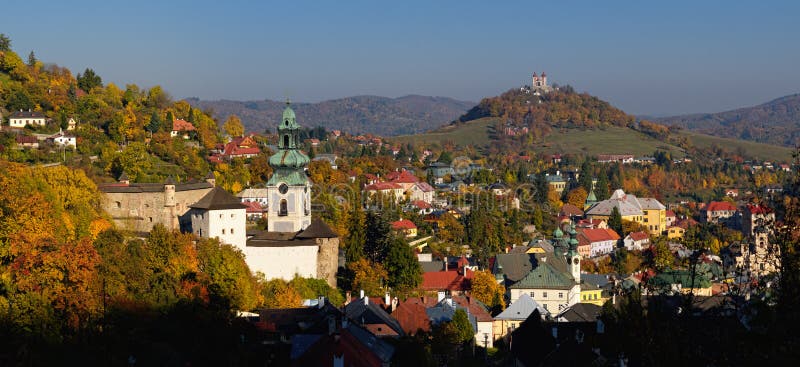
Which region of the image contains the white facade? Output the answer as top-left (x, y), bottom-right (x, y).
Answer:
top-left (237, 188), bottom-right (270, 206)
top-left (267, 183), bottom-right (311, 232)
top-left (475, 321), bottom-right (494, 348)
top-left (9, 116), bottom-right (46, 128)
top-left (408, 183), bottom-right (435, 203)
top-left (509, 285), bottom-right (580, 315)
top-left (590, 240), bottom-right (615, 257)
top-left (245, 245), bottom-right (319, 280)
top-left (51, 133), bottom-right (76, 148)
top-left (191, 208), bottom-right (247, 250)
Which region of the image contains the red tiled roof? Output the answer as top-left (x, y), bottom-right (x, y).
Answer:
top-left (364, 182), bottom-right (402, 191)
top-left (172, 119), bottom-right (195, 132)
top-left (747, 203), bottom-right (773, 214)
top-left (243, 201), bottom-right (264, 213)
top-left (452, 296), bottom-right (492, 322)
top-left (666, 210), bottom-right (676, 218)
top-left (628, 231), bottom-right (649, 241)
top-left (559, 204), bottom-right (584, 217)
top-left (414, 182), bottom-right (435, 192)
top-left (578, 228), bottom-right (620, 243)
top-left (421, 270), bottom-right (472, 291)
top-left (389, 170), bottom-right (420, 184)
top-left (706, 201), bottom-right (737, 213)
top-left (391, 219), bottom-right (417, 230)
top-left (15, 135), bottom-right (38, 144)
top-left (393, 298), bottom-right (431, 334)
top-left (411, 200), bottom-right (431, 209)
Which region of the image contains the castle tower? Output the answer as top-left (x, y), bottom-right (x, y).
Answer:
top-left (266, 101), bottom-right (312, 232)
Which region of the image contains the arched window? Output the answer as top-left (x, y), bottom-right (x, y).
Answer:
top-left (279, 199), bottom-right (288, 216)
top-left (115, 201), bottom-right (122, 208)
top-left (283, 134), bottom-right (289, 148)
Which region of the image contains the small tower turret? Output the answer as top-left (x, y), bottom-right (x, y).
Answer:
top-left (164, 176), bottom-right (176, 207)
top-left (566, 223), bottom-right (581, 283)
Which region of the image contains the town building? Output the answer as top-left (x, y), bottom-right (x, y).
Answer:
top-left (531, 72), bottom-right (553, 94)
top-left (494, 224), bottom-right (581, 313)
top-left (585, 189), bottom-right (666, 235)
top-left (9, 109), bottom-right (46, 128)
top-left (189, 187), bottom-right (248, 249)
top-left (623, 231), bottom-right (650, 251)
top-left (170, 118), bottom-right (195, 138)
top-left (391, 219), bottom-right (417, 238)
top-left (47, 129), bottom-right (76, 148)
top-left (493, 293), bottom-right (548, 339)
top-left (576, 228), bottom-right (620, 258)
top-left (704, 201), bottom-right (738, 224)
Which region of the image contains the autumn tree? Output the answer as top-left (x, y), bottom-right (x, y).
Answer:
top-left (347, 258), bottom-right (387, 296)
top-left (196, 238), bottom-right (260, 310)
top-left (261, 279), bottom-right (302, 308)
top-left (470, 270), bottom-right (506, 312)
top-left (437, 212), bottom-right (465, 244)
top-left (76, 68), bottom-right (102, 91)
top-left (566, 187), bottom-right (588, 208)
top-left (223, 115), bottom-right (245, 137)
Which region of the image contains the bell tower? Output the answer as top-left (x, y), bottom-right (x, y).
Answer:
top-left (566, 223), bottom-right (581, 284)
top-left (266, 101), bottom-right (312, 232)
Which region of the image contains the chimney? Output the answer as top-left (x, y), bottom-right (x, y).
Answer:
top-left (384, 291), bottom-right (391, 306)
top-left (359, 289), bottom-right (364, 299)
top-left (391, 297), bottom-right (398, 312)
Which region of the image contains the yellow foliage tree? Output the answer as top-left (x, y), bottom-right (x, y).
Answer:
top-left (348, 258), bottom-right (388, 296)
top-left (566, 187), bottom-right (588, 208)
top-left (470, 270), bottom-right (506, 310)
top-left (223, 115), bottom-right (245, 137)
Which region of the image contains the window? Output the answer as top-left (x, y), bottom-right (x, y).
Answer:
top-left (543, 292), bottom-right (547, 298)
top-left (219, 214), bottom-right (223, 219)
top-left (283, 135), bottom-right (289, 147)
top-left (222, 229), bottom-right (226, 234)
top-left (148, 217), bottom-right (153, 223)
top-left (543, 304), bottom-right (548, 311)
top-left (593, 294), bottom-right (598, 300)
top-left (231, 228), bottom-right (234, 234)
top-left (279, 199), bottom-right (288, 216)
top-left (231, 213), bottom-right (235, 218)
top-left (558, 292), bottom-right (563, 298)
top-left (529, 292), bottom-right (534, 298)
top-left (115, 201), bottom-right (122, 208)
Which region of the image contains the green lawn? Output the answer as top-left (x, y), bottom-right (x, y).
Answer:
top-left (533, 126), bottom-right (686, 158)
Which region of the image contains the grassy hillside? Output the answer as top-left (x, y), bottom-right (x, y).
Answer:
top-left (393, 118), bottom-right (793, 161)
top-left (392, 117), bottom-right (498, 147)
top-left (680, 131), bottom-right (793, 161)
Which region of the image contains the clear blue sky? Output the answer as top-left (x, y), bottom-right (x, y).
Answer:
top-left (3, 0), bottom-right (799, 115)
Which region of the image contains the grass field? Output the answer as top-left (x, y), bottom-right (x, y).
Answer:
top-left (680, 131), bottom-right (793, 162)
top-left (392, 117), bottom-right (498, 147)
top-left (392, 118), bottom-right (793, 162)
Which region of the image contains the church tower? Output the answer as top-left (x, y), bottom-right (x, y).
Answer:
top-left (566, 223), bottom-right (581, 284)
top-left (266, 101), bottom-right (312, 232)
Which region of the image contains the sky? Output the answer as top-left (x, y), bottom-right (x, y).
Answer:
top-left (3, 0), bottom-right (799, 116)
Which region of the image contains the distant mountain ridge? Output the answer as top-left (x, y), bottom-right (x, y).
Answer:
top-left (187, 95), bottom-right (474, 136)
top-left (654, 94), bottom-right (800, 146)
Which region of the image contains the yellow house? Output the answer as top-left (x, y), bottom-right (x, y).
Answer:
top-left (580, 282), bottom-right (605, 306)
top-left (585, 189), bottom-right (666, 236)
top-left (667, 226), bottom-right (685, 239)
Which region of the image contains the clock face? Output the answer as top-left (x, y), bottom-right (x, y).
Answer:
top-left (279, 183), bottom-right (289, 194)
top-left (573, 258), bottom-right (580, 265)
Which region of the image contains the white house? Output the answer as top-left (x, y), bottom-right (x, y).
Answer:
top-left (408, 182), bottom-right (435, 203)
top-left (190, 187), bottom-right (248, 251)
top-left (577, 228), bottom-right (620, 258)
top-left (67, 117), bottom-right (78, 131)
top-left (236, 188), bottom-right (270, 206)
top-left (9, 110), bottom-right (46, 128)
top-left (623, 231), bottom-right (650, 251)
top-left (48, 129), bottom-right (76, 148)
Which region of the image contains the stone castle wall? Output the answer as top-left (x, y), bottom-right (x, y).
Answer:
top-left (103, 187), bottom-right (213, 232)
top-left (315, 237), bottom-right (340, 288)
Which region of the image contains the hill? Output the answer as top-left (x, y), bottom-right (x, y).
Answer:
top-left (655, 94), bottom-right (800, 146)
top-left (187, 95), bottom-right (474, 136)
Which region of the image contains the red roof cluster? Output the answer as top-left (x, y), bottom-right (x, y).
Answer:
top-left (391, 219), bottom-right (417, 230)
top-left (364, 182), bottom-right (402, 191)
top-left (706, 201), bottom-right (737, 213)
top-left (386, 170), bottom-right (419, 184)
top-left (421, 269), bottom-right (473, 292)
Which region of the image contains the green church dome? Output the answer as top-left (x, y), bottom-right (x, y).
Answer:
top-left (269, 149), bottom-right (310, 169)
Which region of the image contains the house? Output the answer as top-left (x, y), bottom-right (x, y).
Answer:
top-left (15, 135), bottom-right (39, 149)
top-left (725, 189), bottom-right (739, 198)
top-left (420, 267), bottom-right (473, 295)
top-left (623, 231), bottom-right (650, 251)
top-left (665, 210), bottom-right (677, 227)
top-left (392, 297), bottom-right (432, 335)
top-left (545, 172), bottom-right (568, 194)
top-left (559, 204), bottom-right (584, 218)
top-left (217, 135), bottom-right (261, 160)
top-left (312, 154), bottom-right (338, 169)
top-left (407, 182), bottom-right (434, 203)
top-left (363, 182), bottom-right (404, 203)
top-left (189, 187), bottom-right (248, 249)
top-left (596, 154), bottom-right (634, 164)
top-left (666, 226), bottom-right (686, 239)
top-left (391, 219), bottom-right (417, 238)
top-left (585, 189), bottom-right (666, 235)
top-left (554, 303), bottom-right (602, 323)
top-left (47, 129), bottom-right (76, 148)
top-left (170, 118), bottom-right (195, 138)
top-left (385, 169), bottom-right (419, 191)
top-left (243, 201), bottom-right (266, 221)
top-left (576, 228), bottom-right (620, 258)
top-left (426, 162), bottom-right (453, 179)
top-left (66, 117), bottom-right (78, 131)
top-left (236, 187), bottom-right (270, 206)
top-left (704, 201), bottom-right (738, 224)
top-left (408, 200), bottom-right (434, 215)
top-left (425, 295), bottom-right (494, 347)
top-left (9, 109), bottom-right (46, 128)
top-left (493, 293), bottom-right (548, 339)
top-left (648, 270), bottom-right (712, 296)
top-left (344, 295), bottom-right (405, 337)
top-left (494, 224), bottom-right (582, 313)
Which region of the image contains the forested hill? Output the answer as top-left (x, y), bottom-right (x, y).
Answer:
top-left (654, 94), bottom-right (800, 147)
top-left (453, 86), bottom-right (636, 129)
top-left (187, 95), bottom-right (474, 136)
